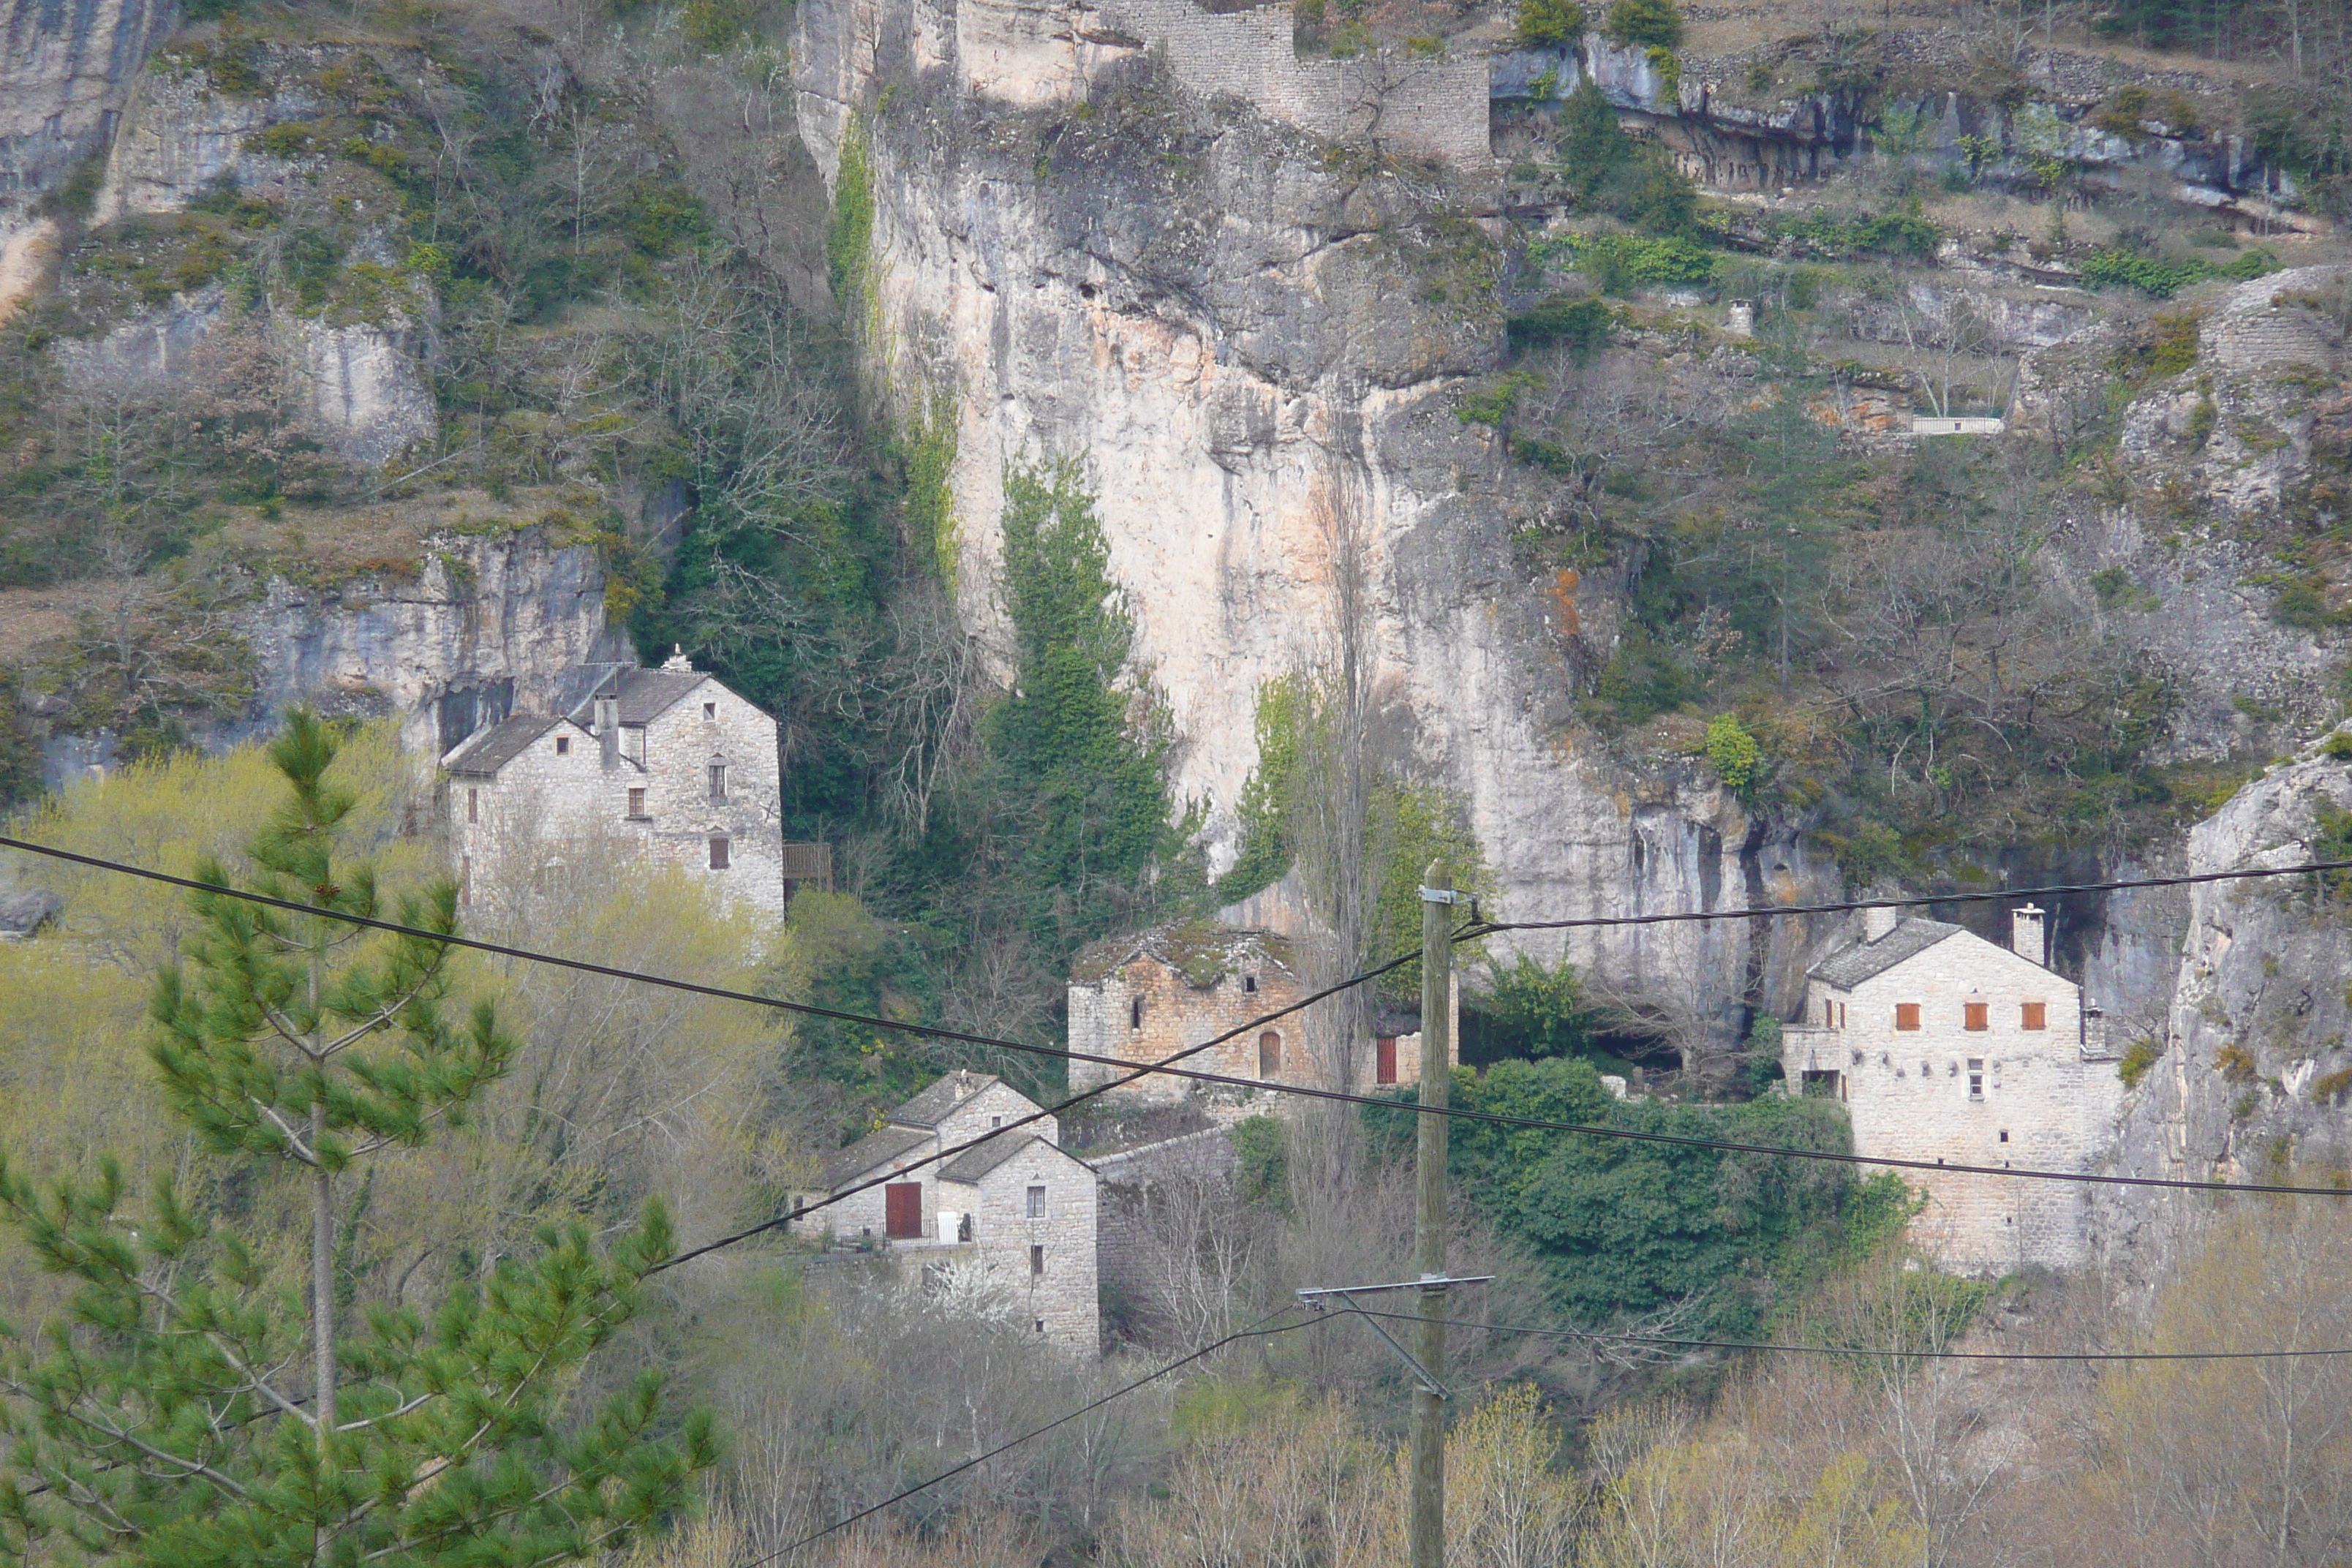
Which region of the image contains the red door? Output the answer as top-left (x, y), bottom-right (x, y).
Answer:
top-left (1376, 1036), bottom-right (1398, 1086)
top-left (884, 1182), bottom-right (922, 1239)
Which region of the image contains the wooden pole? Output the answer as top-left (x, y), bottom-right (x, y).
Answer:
top-left (1411, 862), bottom-right (1452, 1568)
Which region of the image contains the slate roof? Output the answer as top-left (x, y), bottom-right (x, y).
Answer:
top-left (819, 1124), bottom-right (931, 1190)
top-left (940, 1132), bottom-right (1093, 1185)
top-left (443, 715), bottom-right (568, 777)
top-left (1068, 922), bottom-right (1297, 987)
top-left (565, 666), bottom-right (709, 728)
top-left (1809, 918), bottom-right (1964, 990)
top-left (890, 1071), bottom-right (1003, 1128)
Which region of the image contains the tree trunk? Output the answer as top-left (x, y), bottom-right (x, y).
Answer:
top-left (312, 1100), bottom-right (336, 1449)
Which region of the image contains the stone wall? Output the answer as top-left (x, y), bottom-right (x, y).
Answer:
top-left (1784, 927), bottom-right (2122, 1274)
top-left (947, 1140), bottom-right (1101, 1347)
top-left (631, 678), bottom-right (789, 921)
top-left (1070, 946), bottom-right (1315, 1103)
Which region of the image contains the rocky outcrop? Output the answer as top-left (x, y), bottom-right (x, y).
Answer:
top-left (0, 0), bottom-right (177, 216)
top-left (91, 46), bottom-right (319, 220)
top-left (274, 312), bottom-right (437, 466)
top-left (235, 527), bottom-right (629, 758)
top-left (2094, 737), bottom-right (2352, 1288)
top-left (795, 0), bottom-right (1842, 1049)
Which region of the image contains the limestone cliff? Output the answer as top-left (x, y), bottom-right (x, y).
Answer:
top-left (794, 0), bottom-right (1840, 1047)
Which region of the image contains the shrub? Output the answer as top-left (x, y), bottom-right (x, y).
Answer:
top-left (1507, 293), bottom-right (1610, 358)
top-left (1543, 231), bottom-right (1719, 293)
top-left (2311, 1066), bottom-right (2352, 1106)
top-left (1603, 0), bottom-right (1682, 48)
top-left (2217, 1041), bottom-right (2258, 1083)
top-left (2094, 86), bottom-right (2152, 137)
top-left (2322, 731), bottom-right (2352, 760)
top-left (2119, 1036), bottom-right (2163, 1089)
top-left (1514, 0), bottom-right (1585, 45)
top-left (1706, 712), bottom-right (1760, 792)
top-left (2079, 246), bottom-right (2279, 297)
top-left (1458, 369), bottom-right (1540, 426)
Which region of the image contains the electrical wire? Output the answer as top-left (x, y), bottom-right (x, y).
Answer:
top-left (736, 1311), bottom-right (1326, 1567)
top-left (1333, 1305), bottom-right (2352, 1362)
top-left (6, 832), bottom-right (2351, 1225)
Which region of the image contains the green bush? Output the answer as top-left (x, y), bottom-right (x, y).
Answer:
top-left (1707, 712), bottom-right (1760, 792)
top-left (1458, 369), bottom-right (1540, 426)
top-left (1474, 955), bottom-right (1593, 1059)
top-left (1603, 0), bottom-right (1683, 48)
top-left (1544, 231), bottom-right (1719, 293)
top-left (2078, 246), bottom-right (2278, 297)
top-left (2118, 1036), bottom-right (2163, 1090)
top-left (1506, 293), bottom-right (1611, 358)
top-left (1514, 0), bottom-right (1586, 45)
top-left (2321, 731), bottom-right (2352, 760)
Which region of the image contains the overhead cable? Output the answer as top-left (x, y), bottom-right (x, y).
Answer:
top-left (1339, 1306), bottom-right (2352, 1362)
top-left (736, 1311), bottom-right (1324, 1567)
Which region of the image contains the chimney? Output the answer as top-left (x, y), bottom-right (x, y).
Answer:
top-left (595, 695), bottom-right (619, 768)
top-left (2012, 903), bottom-right (2046, 965)
top-left (1864, 903), bottom-right (1899, 943)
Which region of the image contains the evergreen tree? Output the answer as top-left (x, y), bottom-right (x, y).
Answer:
top-left (0, 712), bottom-right (716, 1564)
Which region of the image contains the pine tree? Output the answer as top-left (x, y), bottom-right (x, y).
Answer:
top-left (0, 712), bottom-right (716, 1564)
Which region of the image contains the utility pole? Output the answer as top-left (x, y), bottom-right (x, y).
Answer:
top-left (1411, 861), bottom-right (1452, 1568)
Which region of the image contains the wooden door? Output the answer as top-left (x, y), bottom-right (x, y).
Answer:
top-left (884, 1182), bottom-right (922, 1239)
top-left (1376, 1036), bottom-right (1398, 1086)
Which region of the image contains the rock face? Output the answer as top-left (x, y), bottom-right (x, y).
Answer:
top-left (794, 0), bottom-right (1842, 1047)
top-left (236, 527), bottom-right (630, 758)
top-left (91, 46), bottom-right (319, 221)
top-left (0, 0), bottom-right (177, 216)
top-left (274, 312), bottom-right (437, 466)
top-left (2094, 738), bottom-right (2352, 1289)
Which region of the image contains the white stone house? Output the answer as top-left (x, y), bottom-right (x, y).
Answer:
top-left (1780, 905), bottom-right (2123, 1275)
top-left (441, 649), bottom-right (786, 919)
top-left (788, 1071), bottom-right (1101, 1349)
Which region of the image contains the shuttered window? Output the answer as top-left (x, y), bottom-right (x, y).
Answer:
top-left (1895, 1003), bottom-right (1921, 1031)
top-left (1964, 1002), bottom-right (1989, 1031)
top-left (2021, 1002), bottom-right (2046, 1030)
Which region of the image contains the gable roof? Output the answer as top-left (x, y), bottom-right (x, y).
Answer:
top-left (443, 715), bottom-right (573, 777)
top-left (819, 1124), bottom-right (931, 1190)
top-left (1809, 918), bottom-right (1964, 990)
top-left (939, 1132), bottom-right (1094, 1185)
top-left (889, 1071), bottom-right (1026, 1128)
top-left (566, 666), bottom-right (710, 728)
top-left (1069, 921), bottom-right (1297, 987)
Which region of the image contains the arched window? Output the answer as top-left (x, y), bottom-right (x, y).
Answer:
top-left (708, 833), bottom-right (731, 870)
top-left (1259, 1031), bottom-right (1282, 1077)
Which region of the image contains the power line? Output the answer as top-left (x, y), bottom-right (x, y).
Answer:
top-left (1473, 856), bottom-right (2352, 933)
top-left (1338, 1306), bottom-right (2352, 1362)
top-left (738, 1311), bottom-right (1324, 1568)
top-left (7, 833), bottom-right (2351, 1218)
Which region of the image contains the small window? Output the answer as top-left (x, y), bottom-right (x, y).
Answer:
top-left (1259, 1030), bottom-right (1283, 1077)
top-left (1895, 1003), bottom-right (1921, 1031)
top-left (1034, 1319), bottom-right (1046, 1333)
top-left (1964, 1001), bottom-right (1989, 1031)
top-left (467, 787), bottom-right (478, 823)
top-left (2021, 1002), bottom-right (2046, 1030)
top-left (990, 1115), bottom-right (1003, 1129)
top-left (627, 787), bottom-right (647, 818)
top-left (708, 762), bottom-right (727, 802)
top-left (1838, 1002), bottom-right (1847, 1028)
top-left (1967, 1058), bottom-right (1984, 1099)
top-left (1243, 975), bottom-right (1256, 993)
top-left (704, 701), bottom-right (717, 718)
top-left (1129, 995), bottom-right (1144, 1030)
top-left (708, 834), bottom-right (730, 870)
top-left (1030, 1244), bottom-right (1044, 1278)
top-left (1027, 1185), bottom-right (1046, 1220)
top-left (1999, 1129), bottom-right (2010, 1143)
top-left (554, 735), bottom-right (570, 755)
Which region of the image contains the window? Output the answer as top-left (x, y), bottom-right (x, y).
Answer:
top-left (1027, 1185), bottom-right (1046, 1220)
top-left (1839, 1002), bottom-right (1847, 1028)
top-left (627, 787), bottom-right (647, 818)
top-left (1800, 1070), bottom-right (1842, 1099)
top-left (1964, 1001), bottom-right (1989, 1031)
top-left (704, 701), bottom-right (716, 718)
top-left (1129, 995), bottom-right (1144, 1030)
top-left (1030, 1244), bottom-right (1044, 1278)
top-left (467, 788), bottom-right (478, 823)
top-left (1895, 1003), bottom-right (1921, 1031)
top-left (884, 1183), bottom-right (922, 1240)
top-left (709, 762), bottom-right (727, 802)
top-left (554, 735), bottom-right (570, 755)
top-left (1999, 1129), bottom-right (2010, 1143)
top-left (1034, 1319), bottom-right (1046, 1333)
top-left (2021, 1001), bottom-right (2046, 1030)
top-left (1967, 1058), bottom-right (1984, 1099)
top-left (1259, 1030), bottom-right (1283, 1077)
top-left (990, 1115), bottom-right (1003, 1129)
top-left (708, 834), bottom-right (730, 870)
top-left (1243, 975), bottom-right (1256, 993)
top-left (1376, 1036), bottom-right (1398, 1086)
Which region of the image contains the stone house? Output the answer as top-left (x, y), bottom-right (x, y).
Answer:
top-left (1066, 922), bottom-right (1457, 1106)
top-left (440, 649), bottom-right (786, 919)
top-left (788, 1071), bottom-right (1101, 1349)
top-left (1779, 904), bottom-right (2123, 1275)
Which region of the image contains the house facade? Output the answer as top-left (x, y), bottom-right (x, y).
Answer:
top-left (788, 1071), bottom-right (1101, 1349)
top-left (441, 649), bottom-right (786, 919)
top-left (1066, 923), bottom-right (1456, 1106)
top-left (1780, 904), bottom-right (2124, 1275)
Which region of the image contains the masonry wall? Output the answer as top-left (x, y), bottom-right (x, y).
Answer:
top-left (631, 683), bottom-right (786, 921)
top-left (1069, 954), bottom-right (1315, 1102)
top-left (1783, 933), bottom-right (2122, 1274)
top-left (1093, 1125), bottom-right (1239, 1326)
top-left (949, 1142), bottom-right (1101, 1348)
top-left (449, 724), bottom-right (606, 906)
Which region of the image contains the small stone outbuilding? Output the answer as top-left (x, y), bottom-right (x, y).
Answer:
top-left (1780, 905), bottom-right (2123, 1275)
top-left (788, 1071), bottom-right (1101, 1349)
